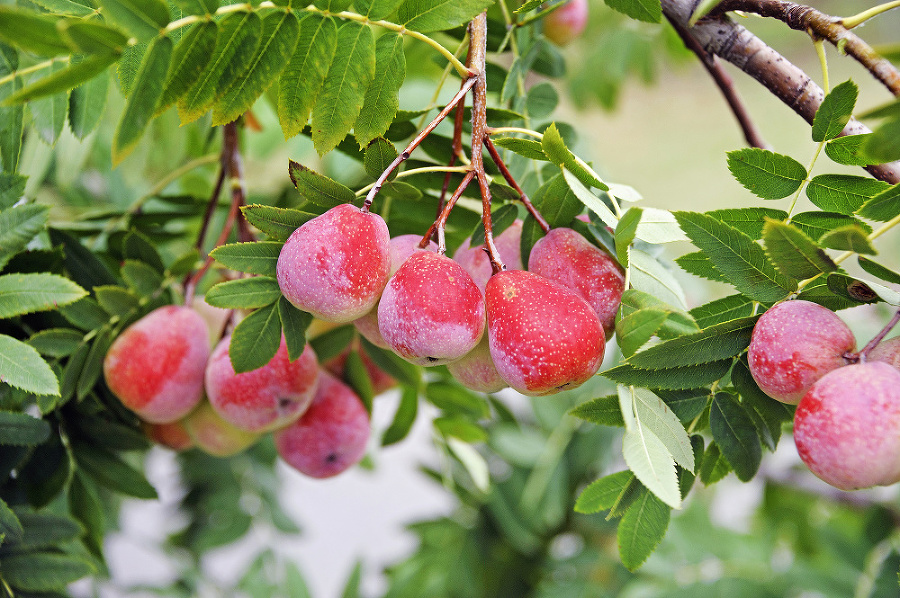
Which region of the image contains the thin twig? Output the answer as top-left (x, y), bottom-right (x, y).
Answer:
top-left (436, 66), bottom-right (472, 225)
top-left (857, 308), bottom-right (900, 362)
top-left (363, 76), bottom-right (477, 212)
top-left (420, 171), bottom-right (476, 253)
top-left (484, 137), bottom-right (551, 232)
top-left (666, 13), bottom-right (769, 149)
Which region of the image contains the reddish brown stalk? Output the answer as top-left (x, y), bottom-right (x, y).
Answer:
top-left (420, 170), bottom-right (476, 254)
top-left (196, 163), bottom-right (227, 251)
top-left (484, 136), bottom-right (551, 232)
top-left (363, 76), bottom-right (477, 212)
top-left (436, 86), bottom-right (470, 223)
top-left (666, 13), bottom-right (769, 149)
top-left (184, 122), bottom-right (247, 305)
top-left (468, 12), bottom-right (504, 274)
top-left (857, 309), bottom-right (900, 362)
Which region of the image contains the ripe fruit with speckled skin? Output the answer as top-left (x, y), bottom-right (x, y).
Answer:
top-left (528, 227), bottom-right (625, 339)
top-left (453, 220), bottom-right (523, 292)
top-left (869, 337), bottom-right (900, 369)
top-left (748, 300), bottom-right (855, 404)
top-left (182, 401), bottom-right (260, 457)
top-left (142, 420), bottom-right (194, 451)
top-left (378, 251), bottom-right (485, 366)
top-left (354, 234), bottom-right (437, 348)
top-left (446, 335), bottom-right (507, 393)
top-left (275, 370), bottom-right (370, 478)
top-left (206, 336), bottom-right (319, 432)
top-left (103, 305), bottom-right (209, 424)
top-left (277, 203), bottom-right (391, 323)
top-left (485, 270), bottom-right (604, 396)
top-left (794, 361), bottom-right (900, 490)
top-left (543, 0), bottom-right (588, 46)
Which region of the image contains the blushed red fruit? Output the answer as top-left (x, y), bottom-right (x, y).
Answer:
top-left (353, 234), bottom-right (438, 348)
top-left (446, 335), bottom-right (507, 393)
top-left (528, 227), bottom-right (625, 339)
top-left (453, 220), bottom-right (523, 293)
top-left (869, 337), bottom-right (900, 369)
top-left (103, 305), bottom-right (209, 424)
top-left (182, 401), bottom-right (260, 457)
top-left (274, 370), bottom-right (370, 479)
top-left (748, 300), bottom-right (855, 404)
top-left (485, 270), bottom-right (604, 396)
top-left (206, 336), bottom-right (319, 432)
top-left (794, 362), bottom-right (900, 490)
top-left (378, 251), bottom-right (485, 366)
top-left (277, 203), bottom-right (391, 323)
top-left (543, 0), bottom-right (588, 46)
top-left (142, 420), bottom-right (194, 452)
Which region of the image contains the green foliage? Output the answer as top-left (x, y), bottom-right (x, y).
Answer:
top-left (726, 148), bottom-right (807, 200)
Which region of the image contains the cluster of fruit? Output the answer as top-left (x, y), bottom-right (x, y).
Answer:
top-left (103, 305), bottom-right (370, 479)
top-left (748, 300), bottom-right (900, 491)
top-left (275, 203), bottom-right (625, 397)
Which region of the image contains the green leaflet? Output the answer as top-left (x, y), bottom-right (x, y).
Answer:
top-left (210, 241), bottom-right (282, 276)
top-left (288, 160), bottom-right (357, 208)
top-left (113, 34), bottom-right (172, 165)
top-left (604, 360), bottom-right (732, 390)
top-left (205, 276), bottom-right (282, 309)
top-left (709, 392), bottom-right (761, 482)
top-left (382, 386), bottom-right (419, 446)
top-left (628, 316), bottom-right (756, 369)
top-left (0, 272), bottom-right (86, 319)
top-left (58, 20), bottom-right (129, 55)
top-left (569, 394), bottom-right (625, 427)
top-left (706, 207), bottom-right (789, 239)
top-left (278, 297), bottom-right (311, 361)
top-left (491, 136), bottom-right (546, 160)
top-left (1, 552), bottom-right (94, 592)
top-left (97, 0), bottom-right (170, 42)
top-left (605, 0), bottom-right (662, 23)
top-left (398, 0), bottom-right (496, 33)
top-left (311, 21), bottom-right (375, 155)
top-left (27, 328), bottom-right (84, 358)
top-left (791, 210), bottom-right (871, 241)
top-left (674, 211), bottom-right (796, 303)
top-left (213, 10), bottom-right (300, 126)
top-left (363, 137), bottom-right (399, 180)
top-left (726, 148), bottom-right (807, 200)
top-left (545, 125), bottom-right (607, 190)
top-left (0, 411), bottom-right (52, 446)
top-left (856, 182), bottom-right (900, 222)
top-left (229, 301), bottom-right (282, 373)
top-left (858, 256), bottom-right (900, 285)
top-left (806, 174), bottom-right (889, 215)
top-left (355, 32), bottom-right (405, 147)
top-left (7, 510), bottom-right (83, 550)
top-left (689, 294), bottom-right (754, 328)
top-left (532, 173), bottom-right (583, 229)
top-left (68, 60), bottom-right (109, 139)
top-left (824, 134), bottom-right (873, 166)
top-left (617, 491), bottom-right (670, 570)
top-left (819, 225), bottom-right (876, 255)
top-left (0, 204), bottom-right (49, 271)
top-left (0, 335), bottom-right (59, 396)
top-left (278, 14), bottom-right (338, 140)
top-left (178, 11), bottom-right (262, 125)
top-left (73, 442), bottom-right (158, 499)
top-left (27, 64), bottom-right (67, 146)
top-left (6, 54), bottom-right (117, 105)
top-left (241, 204), bottom-right (315, 241)
top-left (157, 21), bottom-right (218, 115)
top-left (762, 218), bottom-right (837, 279)
top-left (811, 80), bottom-right (857, 142)
top-left (0, 7), bottom-right (71, 56)
top-left (626, 386), bottom-right (694, 472)
top-left (629, 248), bottom-right (688, 309)
top-left (575, 470), bottom-right (634, 513)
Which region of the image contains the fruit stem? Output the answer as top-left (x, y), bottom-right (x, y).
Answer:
top-left (362, 76), bottom-right (477, 213)
top-left (469, 12), bottom-right (505, 274)
top-left (435, 72), bottom-right (472, 231)
top-left (420, 170), bottom-right (476, 254)
top-left (484, 136), bottom-right (551, 232)
top-left (857, 308), bottom-right (900, 362)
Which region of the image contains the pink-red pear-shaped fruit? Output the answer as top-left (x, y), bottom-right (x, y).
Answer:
top-left (182, 401), bottom-right (260, 457)
top-left (277, 203), bottom-right (391, 323)
top-left (748, 300), bottom-right (855, 404)
top-left (453, 220), bottom-right (523, 293)
top-left (142, 420), bottom-right (194, 452)
top-left (446, 335), bottom-right (508, 393)
top-left (353, 234), bottom-right (437, 348)
top-left (378, 251), bottom-right (485, 366)
top-left (528, 227), bottom-right (625, 339)
top-left (485, 270), bottom-right (604, 396)
top-left (543, 0), bottom-right (588, 46)
top-left (103, 305), bottom-right (210, 424)
top-left (274, 370), bottom-right (370, 479)
top-left (794, 361), bottom-right (900, 490)
top-left (205, 336), bottom-right (319, 433)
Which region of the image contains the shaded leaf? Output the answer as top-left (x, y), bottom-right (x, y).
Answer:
top-left (0, 204), bottom-right (49, 272)
top-left (1, 552), bottom-right (94, 591)
top-left (382, 386), bottom-right (418, 446)
top-left (617, 491), bottom-right (670, 570)
top-left (73, 442), bottom-right (158, 498)
top-left (229, 301), bottom-right (281, 373)
top-left (205, 276), bottom-right (282, 309)
top-left (858, 256), bottom-right (900, 285)
top-left (288, 160), bottom-right (356, 208)
top-left (0, 411), bottom-right (51, 446)
top-left (791, 210), bottom-right (871, 241)
top-left (68, 62), bottom-right (108, 139)
top-left (0, 7), bottom-right (71, 56)
top-left (629, 316), bottom-right (756, 369)
top-left (762, 218), bottom-right (837, 279)
top-left (355, 32), bottom-right (405, 147)
top-left (6, 54), bottom-right (117, 105)
top-left (819, 225), bottom-right (876, 255)
top-left (399, 0), bottom-right (497, 33)
top-left (98, 0), bottom-right (170, 41)
top-left (210, 241), bottom-right (281, 276)
top-left (604, 360), bottom-right (732, 390)
top-left (710, 392), bottom-right (761, 482)
top-left (157, 21), bottom-right (218, 114)
top-left (279, 296), bottom-right (312, 362)
top-left (856, 182), bottom-right (900, 222)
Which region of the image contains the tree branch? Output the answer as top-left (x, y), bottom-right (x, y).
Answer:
top-left (661, 0), bottom-right (900, 184)
top-left (713, 0), bottom-right (900, 97)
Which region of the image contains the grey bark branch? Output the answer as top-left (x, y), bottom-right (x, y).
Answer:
top-left (661, 0), bottom-right (900, 184)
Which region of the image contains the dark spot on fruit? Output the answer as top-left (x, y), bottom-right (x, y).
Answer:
top-left (325, 452), bottom-right (339, 464)
top-left (277, 397), bottom-right (293, 412)
top-left (426, 356), bottom-right (439, 363)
